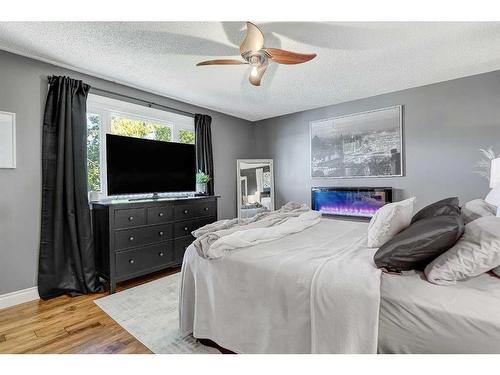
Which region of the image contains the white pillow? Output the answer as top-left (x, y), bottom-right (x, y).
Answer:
top-left (461, 199), bottom-right (497, 224)
top-left (425, 216), bottom-right (500, 285)
top-left (366, 197), bottom-right (416, 248)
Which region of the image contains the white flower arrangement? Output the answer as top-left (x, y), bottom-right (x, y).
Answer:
top-left (474, 147), bottom-right (499, 181)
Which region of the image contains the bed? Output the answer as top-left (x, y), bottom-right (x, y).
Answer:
top-left (379, 270), bottom-right (500, 353)
top-left (179, 218), bottom-right (500, 354)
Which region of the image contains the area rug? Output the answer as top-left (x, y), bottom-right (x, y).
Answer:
top-left (94, 272), bottom-right (219, 354)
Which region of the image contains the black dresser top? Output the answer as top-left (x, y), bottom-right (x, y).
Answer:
top-left (91, 195), bottom-right (219, 207)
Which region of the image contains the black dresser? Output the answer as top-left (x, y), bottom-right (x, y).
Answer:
top-left (91, 196), bottom-right (218, 293)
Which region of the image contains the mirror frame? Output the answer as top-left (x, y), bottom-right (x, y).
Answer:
top-left (236, 159), bottom-right (275, 219)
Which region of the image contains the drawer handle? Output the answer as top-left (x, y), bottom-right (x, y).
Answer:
top-left (129, 259), bottom-right (135, 264)
top-left (159, 212), bottom-right (164, 217)
top-left (183, 209), bottom-right (188, 214)
top-left (183, 226), bottom-right (188, 231)
top-left (129, 236), bottom-right (135, 241)
top-left (159, 252), bottom-right (164, 257)
top-left (204, 207), bottom-right (209, 211)
top-left (159, 231), bottom-right (164, 236)
top-left (128, 216), bottom-right (134, 221)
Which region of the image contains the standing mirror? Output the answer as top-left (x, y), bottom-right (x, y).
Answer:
top-left (237, 159), bottom-right (275, 218)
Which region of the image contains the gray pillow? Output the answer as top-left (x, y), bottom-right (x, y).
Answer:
top-left (461, 199), bottom-right (497, 224)
top-left (374, 215), bottom-right (464, 273)
top-left (425, 216), bottom-right (500, 285)
top-left (411, 197), bottom-right (461, 224)
top-left (492, 266), bottom-right (500, 278)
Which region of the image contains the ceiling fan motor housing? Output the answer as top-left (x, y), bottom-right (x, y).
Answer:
top-left (243, 51), bottom-right (269, 67)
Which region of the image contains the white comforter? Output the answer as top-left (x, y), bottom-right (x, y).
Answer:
top-left (196, 210), bottom-right (321, 259)
top-left (179, 219), bottom-right (381, 353)
top-left (192, 202), bottom-right (318, 259)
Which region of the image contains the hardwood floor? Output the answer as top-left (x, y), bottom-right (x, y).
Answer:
top-left (0, 267), bottom-right (180, 354)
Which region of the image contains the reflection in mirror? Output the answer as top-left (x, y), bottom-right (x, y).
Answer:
top-left (237, 159), bottom-right (274, 219)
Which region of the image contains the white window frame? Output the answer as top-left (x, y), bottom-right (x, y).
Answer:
top-left (86, 94), bottom-right (195, 196)
top-left (110, 110), bottom-right (175, 141)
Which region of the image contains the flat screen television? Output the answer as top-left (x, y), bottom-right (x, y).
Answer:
top-left (106, 134), bottom-right (196, 195)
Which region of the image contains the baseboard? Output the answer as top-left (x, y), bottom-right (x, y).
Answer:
top-left (0, 286), bottom-right (39, 310)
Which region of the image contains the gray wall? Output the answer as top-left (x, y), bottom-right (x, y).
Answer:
top-left (253, 70), bottom-right (500, 211)
top-left (0, 50), bottom-right (255, 295)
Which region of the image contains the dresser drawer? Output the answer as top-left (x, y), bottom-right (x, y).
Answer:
top-left (174, 201), bottom-right (216, 220)
top-left (174, 236), bottom-right (195, 264)
top-left (174, 217), bottom-right (214, 238)
top-left (115, 241), bottom-right (174, 278)
top-left (147, 205), bottom-right (174, 224)
top-left (197, 200), bottom-right (217, 218)
top-left (115, 223), bottom-right (174, 250)
top-left (114, 208), bottom-right (146, 229)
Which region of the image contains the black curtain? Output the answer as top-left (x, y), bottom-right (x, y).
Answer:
top-left (38, 76), bottom-right (102, 299)
top-left (194, 114), bottom-right (214, 195)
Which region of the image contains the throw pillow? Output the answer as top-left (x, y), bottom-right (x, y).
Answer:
top-left (411, 197), bottom-right (461, 224)
top-left (374, 215), bottom-right (465, 273)
top-left (366, 197), bottom-right (416, 248)
top-left (461, 199), bottom-right (497, 224)
top-left (425, 216), bottom-right (500, 285)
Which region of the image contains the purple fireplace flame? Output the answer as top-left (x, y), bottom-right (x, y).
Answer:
top-left (312, 187), bottom-right (392, 218)
top-left (317, 204), bottom-right (380, 218)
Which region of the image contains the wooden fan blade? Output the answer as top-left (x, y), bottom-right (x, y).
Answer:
top-left (263, 48), bottom-right (317, 65)
top-left (196, 59), bottom-right (247, 66)
top-left (249, 64), bottom-right (268, 86)
top-left (240, 22), bottom-right (265, 55)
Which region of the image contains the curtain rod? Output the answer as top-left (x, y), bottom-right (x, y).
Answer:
top-left (89, 87), bottom-right (196, 118)
top-left (45, 76), bottom-right (196, 118)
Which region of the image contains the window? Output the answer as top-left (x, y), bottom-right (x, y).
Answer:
top-left (111, 115), bottom-right (173, 142)
top-left (86, 94), bottom-right (195, 194)
top-left (86, 113), bottom-right (101, 192)
top-left (178, 128), bottom-right (195, 144)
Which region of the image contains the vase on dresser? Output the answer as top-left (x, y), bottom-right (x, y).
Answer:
top-left (196, 182), bottom-right (207, 194)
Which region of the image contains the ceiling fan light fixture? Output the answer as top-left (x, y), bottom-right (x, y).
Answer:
top-left (250, 66), bottom-right (259, 77)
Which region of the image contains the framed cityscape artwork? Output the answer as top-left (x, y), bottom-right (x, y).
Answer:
top-left (310, 105), bottom-right (403, 178)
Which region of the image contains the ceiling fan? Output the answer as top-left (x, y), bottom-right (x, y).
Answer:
top-left (196, 22), bottom-right (317, 86)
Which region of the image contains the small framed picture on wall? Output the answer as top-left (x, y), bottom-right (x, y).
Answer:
top-left (0, 111), bottom-right (16, 168)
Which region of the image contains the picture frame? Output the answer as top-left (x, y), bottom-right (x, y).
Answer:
top-left (0, 111), bottom-right (16, 169)
top-left (310, 105), bottom-right (403, 179)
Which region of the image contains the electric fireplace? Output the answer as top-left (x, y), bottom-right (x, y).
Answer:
top-left (311, 187), bottom-right (393, 219)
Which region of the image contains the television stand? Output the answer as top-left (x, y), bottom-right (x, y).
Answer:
top-left (91, 195), bottom-right (219, 293)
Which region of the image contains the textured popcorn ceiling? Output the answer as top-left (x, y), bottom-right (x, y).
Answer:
top-left (1, 22), bottom-right (500, 121)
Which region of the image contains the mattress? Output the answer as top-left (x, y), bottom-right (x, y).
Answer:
top-left (379, 270), bottom-right (500, 353)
